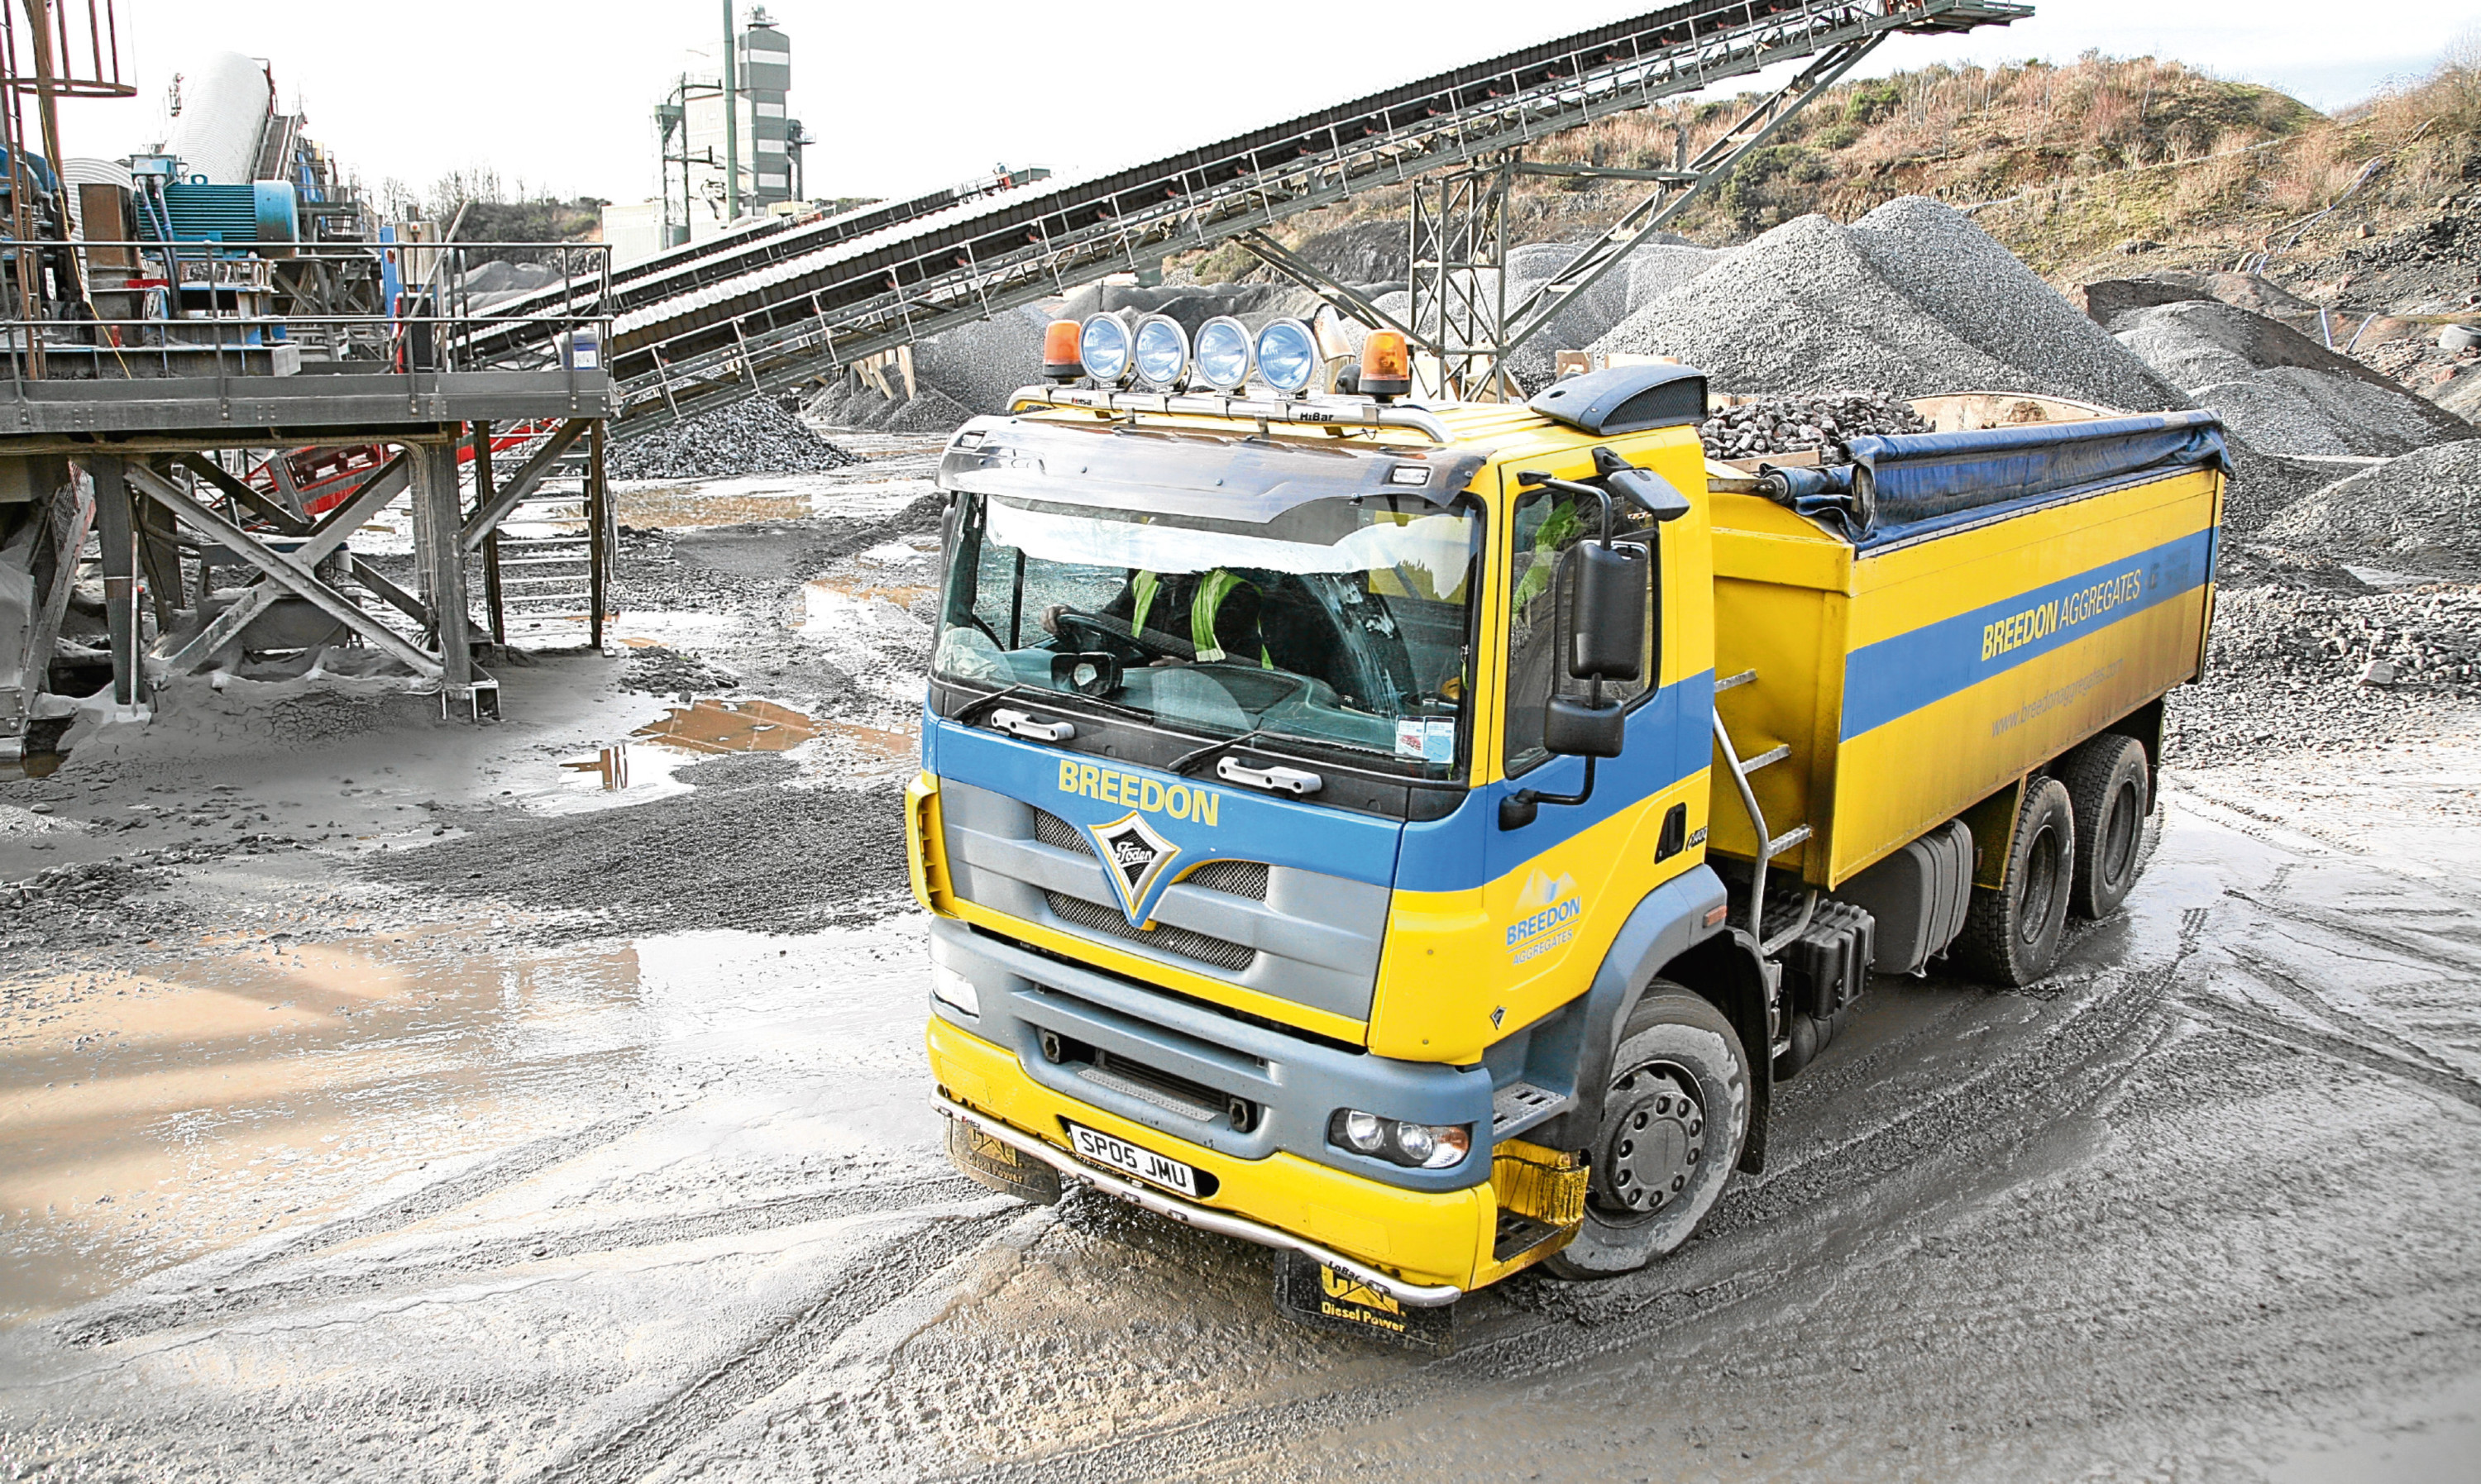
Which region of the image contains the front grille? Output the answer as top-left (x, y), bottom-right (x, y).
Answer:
top-left (1043, 888), bottom-right (1258, 971)
top-left (1032, 809), bottom-right (1090, 855)
top-left (1030, 808), bottom-right (1260, 972)
top-left (1181, 858), bottom-right (1269, 900)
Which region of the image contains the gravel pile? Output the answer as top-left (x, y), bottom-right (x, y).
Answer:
top-left (366, 756), bottom-right (909, 936)
top-left (608, 395), bottom-right (860, 481)
top-left (1699, 392), bottom-right (1930, 464)
top-left (2172, 581), bottom-right (2481, 765)
top-left (0, 859), bottom-right (190, 952)
top-left (1848, 197), bottom-right (2190, 413)
top-left (2258, 442), bottom-right (2481, 582)
top-left (2112, 299), bottom-right (2474, 457)
top-left (622, 645), bottom-right (742, 699)
top-left (1623, 244), bottom-right (1731, 314)
top-left (1592, 200), bottom-right (2187, 412)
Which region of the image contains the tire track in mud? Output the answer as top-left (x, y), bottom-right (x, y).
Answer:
top-left (917, 910), bottom-right (2223, 1484)
top-left (2222, 942), bottom-right (2481, 1086)
top-left (529, 1210), bottom-right (1014, 1484)
top-left (2180, 993), bottom-right (2481, 1112)
top-left (55, 1172), bottom-right (983, 1348)
top-left (2228, 890), bottom-right (2481, 976)
top-left (39, 1110), bottom-right (668, 1348)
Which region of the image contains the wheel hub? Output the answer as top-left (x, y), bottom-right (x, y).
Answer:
top-left (1600, 1065), bottom-right (1704, 1214)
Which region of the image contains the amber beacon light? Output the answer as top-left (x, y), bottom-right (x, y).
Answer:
top-left (1360, 328), bottom-right (1412, 400)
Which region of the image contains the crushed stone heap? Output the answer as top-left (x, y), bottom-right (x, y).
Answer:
top-left (608, 394), bottom-right (860, 481)
top-left (2258, 441), bottom-right (2481, 583)
top-left (1592, 197), bottom-right (2189, 413)
top-left (2111, 298), bottom-right (2476, 459)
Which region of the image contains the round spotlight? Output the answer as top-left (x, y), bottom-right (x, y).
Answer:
top-left (1193, 316), bottom-right (1252, 392)
top-left (1133, 313), bottom-right (1190, 389)
top-left (1254, 317), bottom-right (1319, 395)
top-left (1078, 314), bottom-right (1133, 384)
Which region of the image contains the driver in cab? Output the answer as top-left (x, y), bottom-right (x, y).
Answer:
top-left (1045, 567), bottom-right (1273, 669)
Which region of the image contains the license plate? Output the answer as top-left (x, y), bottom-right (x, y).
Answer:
top-left (1064, 1120), bottom-right (1200, 1197)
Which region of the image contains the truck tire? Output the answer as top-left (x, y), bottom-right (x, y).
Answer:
top-left (1543, 985), bottom-right (1750, 1280)
top-left (2061, 735), bottom-right (2151, 919)
top-left (1953, 777), bottom-right (2076, 987)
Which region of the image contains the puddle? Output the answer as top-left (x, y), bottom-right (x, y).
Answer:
top-left (0, 915), bottom-right (931, 1326)
top-left (798, 577), bottom-right (934, 636)
top-left (631, 697), bottom-right (819, 755)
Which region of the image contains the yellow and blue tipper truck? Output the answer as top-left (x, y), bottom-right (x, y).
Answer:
top-left (911, 313), bottom-right (2225, 1347)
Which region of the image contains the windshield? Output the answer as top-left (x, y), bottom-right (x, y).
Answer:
top-left (935, 489), bottom-right (1480, 779)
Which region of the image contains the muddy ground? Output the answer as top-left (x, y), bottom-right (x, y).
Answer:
top-left (2, 437), bottom-right (2479, 1482)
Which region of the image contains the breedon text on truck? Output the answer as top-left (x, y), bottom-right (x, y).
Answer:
top-left (909, 312), bottom-right (2225, 1346)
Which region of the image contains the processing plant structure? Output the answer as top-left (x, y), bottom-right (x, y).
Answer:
top-left (0, 0), bottom-right (2032, 760)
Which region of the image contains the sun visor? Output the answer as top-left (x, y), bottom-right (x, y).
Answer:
top-left (939, 417), bottom-right (1486, 522)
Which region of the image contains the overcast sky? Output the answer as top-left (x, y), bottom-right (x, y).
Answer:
top-left (48, 1), bottom-right (2481, 208)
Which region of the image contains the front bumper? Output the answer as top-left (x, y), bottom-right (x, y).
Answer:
top-left (928, 1013), bottom-right (1518, 1291)
top-left (933, 1091), bottom-right (1465, 1307)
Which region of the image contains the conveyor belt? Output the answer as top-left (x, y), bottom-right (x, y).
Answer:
top-left (558, 0), bottom-right (2027, 435)
top-left (464, 165), bottom-right (1047, 359)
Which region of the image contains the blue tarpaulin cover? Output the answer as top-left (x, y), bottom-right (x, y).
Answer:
top-left (1839, 410), bottom-right (2228, 548)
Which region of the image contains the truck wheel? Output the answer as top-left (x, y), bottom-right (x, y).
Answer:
top-left (1543, 985), bottom-right (1749, 1280)
top-left (2062, 736), bottom-right (2150, 919)
top-left (1953, 777), bottom-right (2076, 987)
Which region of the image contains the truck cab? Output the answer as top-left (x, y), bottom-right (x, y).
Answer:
top-left (911, 324), bottom-right (2225, 1340)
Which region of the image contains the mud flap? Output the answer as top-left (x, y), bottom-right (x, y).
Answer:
top-left (1271, 1251), bottom-right (1457, 1353)
top-left (945, 1116), bottom-right (1062, 1205)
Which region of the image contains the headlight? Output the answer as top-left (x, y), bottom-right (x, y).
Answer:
top-left (1133, 313), bottom-right (1189, 388)
top-left (1079, 314), bottom-right (1133, 384)
top-left (930, 962), bottom-right (981, 1017)
top-left (1254, 317), bottom-right (1319, 394)
top-left (1327, 1108), bottom-right (1471, 1169)
top-left (1193, 315), bottom-right (1251, 391)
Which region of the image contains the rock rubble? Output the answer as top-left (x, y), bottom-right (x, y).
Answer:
top-left (1698, 393), bottom-right (1930, 464)
top-left (608, 395), bottom-right (860, 481)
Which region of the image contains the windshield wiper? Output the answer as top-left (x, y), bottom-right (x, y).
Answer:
top-left (1169, 728), bottom-right (1271, 776)
top-left (951, 684), bottom-right (1030, 726)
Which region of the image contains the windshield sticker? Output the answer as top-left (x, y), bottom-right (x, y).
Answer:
top-left (1393, 718), bottom-right (1456, 762)
top-left (1507, 869), bottom-right (1582, 965)
top-left (1088, 811), bottom-right (1181, 927)
top-left (1059, 759), bottom-right (1219, 827)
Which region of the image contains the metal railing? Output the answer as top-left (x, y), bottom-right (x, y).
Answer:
top-left (0, 238), bottom-right (614, 385)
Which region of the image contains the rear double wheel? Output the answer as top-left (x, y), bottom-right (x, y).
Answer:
top-left (1953, 776), bottom-right (2076, 987)
top-left (2061, 735), bottom-right (2153, 919)
top-left (1544, 985), bottom-right (1750, 1280)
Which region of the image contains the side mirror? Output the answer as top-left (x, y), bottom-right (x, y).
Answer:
top-left (1604, 465), bottom-right (1692, 523)
top-left (1567, 541), bottom-right (1647, 683)
top-left (1542, 694), bottom-right (1625, 758)
top-left (1594, 448), bottom-right (1693, 525)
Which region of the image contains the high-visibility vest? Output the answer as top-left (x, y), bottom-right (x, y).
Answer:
top-left (1129, 570), bottom-right (1270, 667)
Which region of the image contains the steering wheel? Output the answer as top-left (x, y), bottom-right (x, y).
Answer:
top-left (1053, 610), bottom-right (1193, 665)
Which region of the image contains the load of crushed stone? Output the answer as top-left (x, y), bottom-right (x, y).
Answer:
top-left (1699, 393), bottom-right (1930, 464)
top-left (1592, 198), bottom-right (2188, 413)
top-left (608, 394), bottom-right (860, 480)
top-left (2258, 442), bottom-right (2481, 582)
top-left (2111, 299), bottom-right (2474, 458)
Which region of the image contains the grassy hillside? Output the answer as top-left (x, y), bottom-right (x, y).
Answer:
top-left (1178, 48), bottom-right (2480, 287)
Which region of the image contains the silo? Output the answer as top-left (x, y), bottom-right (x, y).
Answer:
top-left (165, 52), bottom-right (273, 184)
